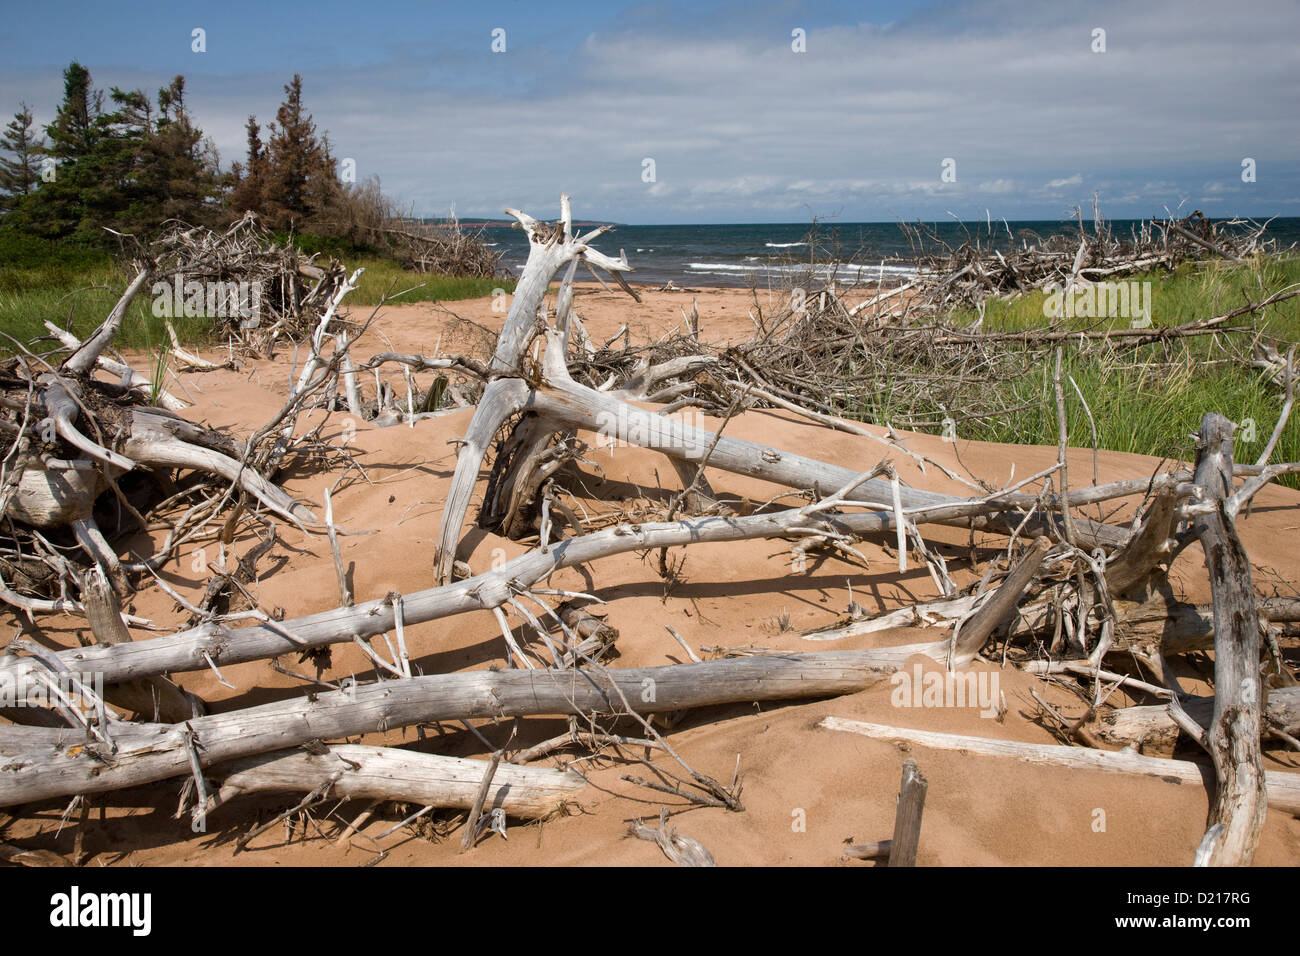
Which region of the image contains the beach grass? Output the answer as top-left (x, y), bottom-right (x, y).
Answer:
top-left (857, 254), bottom-right (1300, 483)
top-left (950, 254), bottom-right (1300, 338)
top-left (0, 247), bottom-right (515, 355)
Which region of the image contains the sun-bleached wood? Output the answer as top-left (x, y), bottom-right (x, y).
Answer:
top-left (211, 745), bottom-right (583, 820)
top-left (0, 646), bottom-right (949, 807)
top-left (1191, 413), bottom-right (1266, 866)
top-left (0, 476), bottom-right (1078, 695)
top-left (819, 716), bottom-right (1300, 814)
top-left (1093, 687), bottom-right (1300, 756)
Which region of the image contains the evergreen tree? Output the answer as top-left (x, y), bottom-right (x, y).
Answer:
top-left (131, 77), bottom-right (226, 230)
top-left (18, 61), bottom-right (107, 237)
top-left (230, 115), bottom-right (267, 213)
top-left (0, 103), bottom-right (45, 210)
top-left (262, 75), bottom-right (341, 229)
top-left (2, 64), bottom-right (224, 240)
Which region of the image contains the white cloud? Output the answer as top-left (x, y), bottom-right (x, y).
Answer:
top-left (4, 0), bottom-right (1297, 221)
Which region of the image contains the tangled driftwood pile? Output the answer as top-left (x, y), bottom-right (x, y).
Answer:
top-left (0, 197), bottom-right (1297, 867)
top-left (378, 222), bottom-right (504, 279)
top-left (149, 213), bottom-right (358, 357)
top-left (897, 207), bottom-right (1283, 312)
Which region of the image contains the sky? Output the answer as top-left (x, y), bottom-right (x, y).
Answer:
top-left (0, 0), bottom-right (1296, 225)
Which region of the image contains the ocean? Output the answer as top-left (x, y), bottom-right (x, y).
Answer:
top-left (474, 217), bottom-right (1300, 290)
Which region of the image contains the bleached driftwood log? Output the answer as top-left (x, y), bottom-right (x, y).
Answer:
top-left (43, 320), bottom-right (187, 412)
top-left (434, 197), bottom-right (635, 581)
top-left (2, 255), bottom-right (331, 617)
top-left (210, 745), bottom-right (583, 820)
top-left (1092, 687), bottom-right (1300, 756)
top-left (949, 536), bottom-right (1051, 668)
top-left (0, 646), bottom-right (950, 807)
top-left (0, 474), bottom-right (1089, 695)
top-left (79, 566), bottom-right (204, 723)
top-left (121, 407), bottom-right (314, 525)
top-left (1190, 413), bottom-right (1266, 866)
top-left (818, 717), bottom-right (1300, 814)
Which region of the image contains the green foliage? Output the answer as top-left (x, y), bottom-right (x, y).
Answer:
top-left (0, 102), bottom-right (44, 209)
top-left (0, 62), bottom-right (226, 244)
top-left (231, 75), bottom-right (341, 231)
top-left (950, 257), bottom-right (1300, 339)
top-left (857, 256), bottom-right (1300, 485)
top-left (345, 257), bottom-right (513, 306)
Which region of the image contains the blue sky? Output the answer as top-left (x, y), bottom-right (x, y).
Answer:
top-left (1, 0), bottom-right (1296, 224)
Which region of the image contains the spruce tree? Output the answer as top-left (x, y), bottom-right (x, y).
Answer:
top-left (0, 103), bottom-right (44, 210)
top-left (262, 75), bottom-right (340, 229)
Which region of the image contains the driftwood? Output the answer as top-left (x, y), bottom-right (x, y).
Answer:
top-left (2, 197), bottom-right (1297, 867)
top-left (211, 745), bottom-right (582, 821)
top-left (0, 647), bottom-right (951, 807)
top-left (0, 242), bottom-right (334, 623)
top-left (430, 199), bottom-right (1133, 587)
top-left (888, 758), bottom-right (927, 867)
top-left (629, 808), bottom-right (716, 866)
top-left (0, 477), bottom-right (1092, 696)
top-left (1189, 414), bottom-right (1267, 866)
top-left (818, 717), bottom-right (1300, 815)
top-left (950, 536), bottom-right (1050, 667)
top-left (79, 566), bottom-right (203, 724)
top-left (1092, 688), bottom-right (1300, 756)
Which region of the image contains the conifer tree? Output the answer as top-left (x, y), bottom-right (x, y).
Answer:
top-left (0, 103), bottom-right (44, 210)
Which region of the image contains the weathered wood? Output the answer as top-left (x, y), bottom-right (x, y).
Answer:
top-left (433, 202), bottom-right (1127, 582)
top-left (62, 269), bottom-right (152, 376)
top-left (43, 320), bottom-right (187, 411)
top-left (122, 409), bottom-right (315, 525)
top-left (524, 347), bottom-right (1128, 551)
top-left (460, 750), bottom-right (503, 850)
top-left (0, 646), bottom-right (950, 807)
top-left (213, 745), bottom-right (581, 820)
top-left (81, 567), bottom-right (204, 724)
top-left (843, 840), bottom-right (891, 860)
top-left (888, 758), bottom-right (927, 867)
top-left (802, 594), bottom-right (980, 642)
top-left (950, 536), bottom-right (1051, 668)
top-left (818, 717), bottom-right (1300, 814)
top-left (38, 375), bottom-right (136, 473)
top-left (1190, 413), bottom-right (1266, 866)
top-left (6, 458), bottom-right (105, 528)
top-left (0, 468), bottom-right (1095, 694)
top-left (1103, 485), bottom-right (1178, 599)
top-left (1093, 687), bottom-right (1300, 756)
top-left (629, 809), bottom-right (716, 866)
top-left (433, 197), bottom-right (632, 581)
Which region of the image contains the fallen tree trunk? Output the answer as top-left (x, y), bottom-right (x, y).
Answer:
top-left (950, 536), bottom-right (1051, 668)
top-left (211, 745), bottom-right (584, 820)
top-left (432, 199), bottom-right (1128, 583)
top-left (819, 716), bottom-right (1300, 815)
top-left (0, 645), bottom-right (948, 807)
top-left (80, 567), bottom-right (204, 724)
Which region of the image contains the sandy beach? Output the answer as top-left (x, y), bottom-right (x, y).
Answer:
top-left (3, 283), bottom-right (1297, 867)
